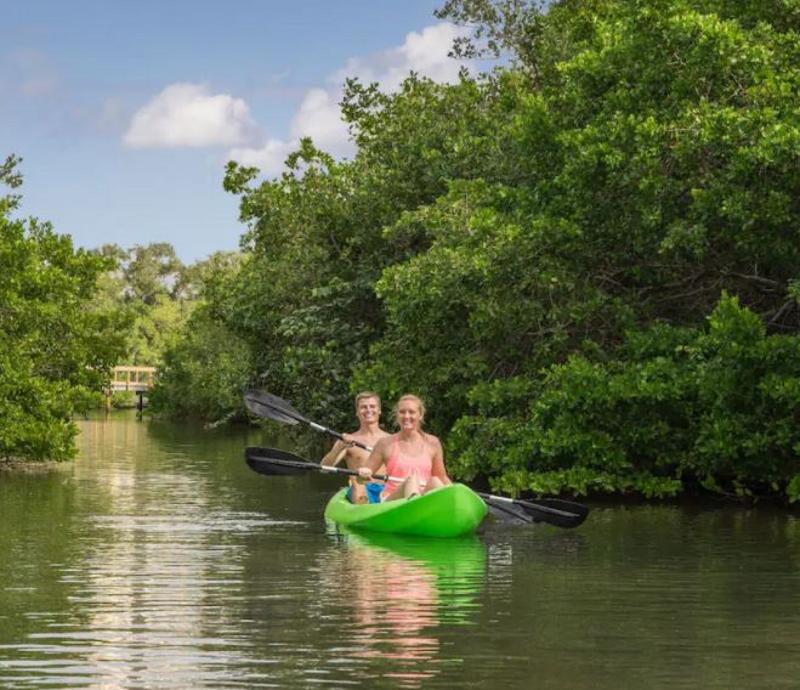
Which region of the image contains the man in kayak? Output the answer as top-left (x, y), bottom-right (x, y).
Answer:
top-left (358, 394), bottom-right (451, 501)
top-left (321, 391), bottom-right (389, 504)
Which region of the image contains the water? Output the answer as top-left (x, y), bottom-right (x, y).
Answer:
top-left (1, 412), bottom-right (799, 688)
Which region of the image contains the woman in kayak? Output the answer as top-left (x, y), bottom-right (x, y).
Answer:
top-left (358, 394), bottom-right (451, 501)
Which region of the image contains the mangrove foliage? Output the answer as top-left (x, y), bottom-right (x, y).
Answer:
top-left (152, 0), bottom-right (800, 500)
top-left (0, 156), bottom-right (127, 463)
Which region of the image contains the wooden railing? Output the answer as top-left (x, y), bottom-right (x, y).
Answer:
top-left (110, 366), bottom-right (156, 392)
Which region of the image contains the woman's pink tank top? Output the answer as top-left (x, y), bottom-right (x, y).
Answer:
top-left (382, 436), bottom-right (433, 499)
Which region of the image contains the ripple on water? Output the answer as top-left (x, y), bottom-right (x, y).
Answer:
top-left (4, 415), bottom-right (800, 689)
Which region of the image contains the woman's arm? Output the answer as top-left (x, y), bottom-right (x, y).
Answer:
top-left (358, 436), bottom-right (390, 477)
top-left (430, 436), bottom-right (451, 484)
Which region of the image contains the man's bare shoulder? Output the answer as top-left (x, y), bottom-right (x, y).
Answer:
top-left (351, 427), bottom-right (390, 443)
top-left (349, 429), bottom-right (391, 439)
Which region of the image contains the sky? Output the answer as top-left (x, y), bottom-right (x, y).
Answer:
top-left (1, 1), bottom-right (474, 263)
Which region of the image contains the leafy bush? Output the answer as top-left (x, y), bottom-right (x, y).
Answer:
top-left (449, 296), bottom-right (800, 498)
top-left (0, 156), bottom-right (126, 461)
top-left (154, 1), bottom-right (800, 499)
top-left (148, 305), bottom-right (252, 423)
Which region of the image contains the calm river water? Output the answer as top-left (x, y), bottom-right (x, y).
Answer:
top-left (1, 412), bottom-right (799, 689)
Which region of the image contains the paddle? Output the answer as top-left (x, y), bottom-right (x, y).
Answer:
top-left (245, 446), bottom-right (585, 527)
top-left (245, 446), bottom-right (588, 526)
top-left (246, 446), bottom-right (539, 524)
top-left (247, 446), bottom-right (394, 481)
top-left (243, 390), bottom-right (589, 528)
top-left (244, 388), bottom-right (589, 527)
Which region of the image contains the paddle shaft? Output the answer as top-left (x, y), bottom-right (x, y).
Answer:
top-left (247, 451), bottom-right (433, 496)
top-left (261, 455), bottom-right (396, 481)
top-left (321, 428), bottom-right (371, 452)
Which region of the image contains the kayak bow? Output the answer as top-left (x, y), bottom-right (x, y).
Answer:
top-left (324, 483), bottom-right (487, 538)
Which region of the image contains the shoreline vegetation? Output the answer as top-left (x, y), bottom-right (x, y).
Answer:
top-left (0, 458), bottom-right (65, 473)
top-left (5, 1), bottom-right (800, 504)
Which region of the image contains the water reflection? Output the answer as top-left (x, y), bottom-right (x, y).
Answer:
top-left (0, 413), bottom-right (301, 689)
top-left (318, 529), bottom-right (487, 687)
top-left (3, 413), bottom-right (800, 689)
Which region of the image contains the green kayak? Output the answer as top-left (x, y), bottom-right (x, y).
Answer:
top-left (324, 483), bottom-right (488, 538)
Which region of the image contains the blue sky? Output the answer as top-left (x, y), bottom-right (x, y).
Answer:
top-left (1, 1), bottom-right (470, 262)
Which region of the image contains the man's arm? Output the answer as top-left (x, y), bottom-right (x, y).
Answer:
top-left (321, 440), bottom-right (347, 467)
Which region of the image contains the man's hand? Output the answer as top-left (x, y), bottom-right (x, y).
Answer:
top-left (356, 466), bottom-right (372, 482)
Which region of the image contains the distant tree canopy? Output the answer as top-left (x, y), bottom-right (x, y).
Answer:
top-left (0, 155), bottom-right (127, 462)
top-left (153, 0), bottom-right (800, 501)
top-left (92, 242), bottom-right (243, 368)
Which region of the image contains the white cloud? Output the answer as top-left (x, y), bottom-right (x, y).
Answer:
top-left (227, 88), bottom-right (354, 174)
top-left (335, 23), bottom-right (465, 92)
top-left (123, 83), bottom-right (258, 148)
top-left (226, 91), bottom-right (354, 174)
top-left (227, 139), bottom-right (296, 177)
top-left (290, 88), bottom-right (353, 155)
top-left (228, 22), bottom-right (470, 176)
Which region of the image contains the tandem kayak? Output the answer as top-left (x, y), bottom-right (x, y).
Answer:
top-left (324, 483), bottom-right (488, 537)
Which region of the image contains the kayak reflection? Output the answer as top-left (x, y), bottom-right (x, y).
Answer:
top-left (322, 528), bottom-right (487, 687)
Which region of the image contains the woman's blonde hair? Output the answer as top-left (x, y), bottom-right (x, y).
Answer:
top-left (392, 394), bottom-right (426, 427)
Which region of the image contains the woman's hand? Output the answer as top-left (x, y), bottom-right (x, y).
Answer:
top-left (357, 466), bottom-right (372, 480)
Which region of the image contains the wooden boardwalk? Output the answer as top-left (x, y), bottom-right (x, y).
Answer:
top-left (111, 366), bottom-right (156, 392)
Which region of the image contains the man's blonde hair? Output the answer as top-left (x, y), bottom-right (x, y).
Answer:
top-left (355, 391), bottom-right (381, 412)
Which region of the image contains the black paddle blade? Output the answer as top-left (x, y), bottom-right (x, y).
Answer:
top-left (245, 446), bottom-right (316, 476)
top-left (244, 389), bottom-right (302, 425)
top-left (249, 390), bottom-right (306, 418)
top-left (513, 498), bottom-right (587, 528)
top-left (487, 500), bottom-right (537, 525)
top-left (477, 492), bottom-right (588, 529)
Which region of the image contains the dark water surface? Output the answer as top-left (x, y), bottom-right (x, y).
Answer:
top-left (1, 412), bottom-right (799, 688)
